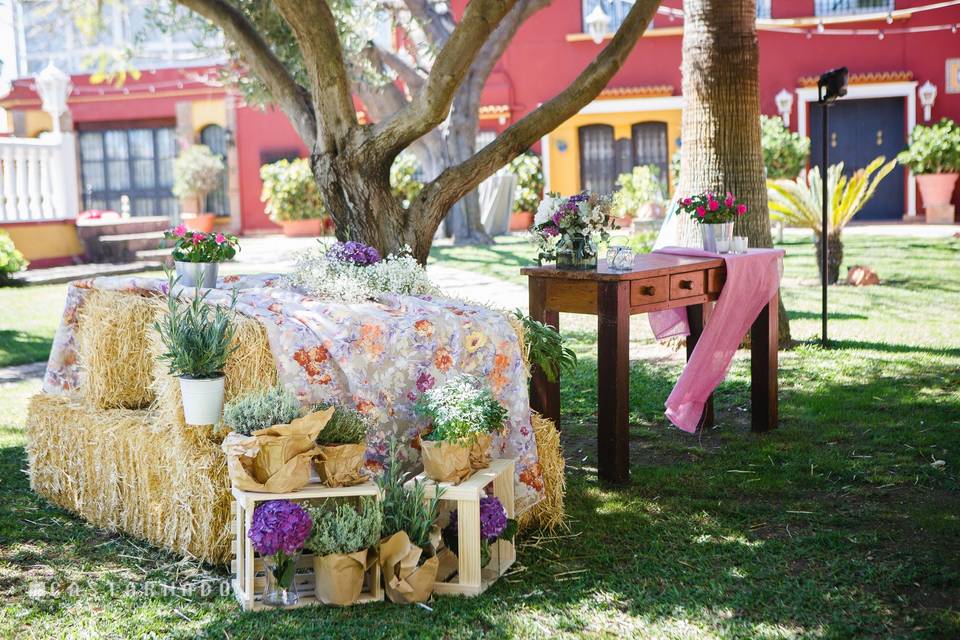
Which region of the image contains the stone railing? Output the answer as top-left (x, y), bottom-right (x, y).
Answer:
top-left (0, 133), bottom-right (79, 222)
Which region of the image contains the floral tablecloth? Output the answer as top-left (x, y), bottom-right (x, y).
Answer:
top-left (44, 274), bottom-right (544, 508)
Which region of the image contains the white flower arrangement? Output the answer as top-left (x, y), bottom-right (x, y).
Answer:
top-left (530, 191), bottom-right (614, 264)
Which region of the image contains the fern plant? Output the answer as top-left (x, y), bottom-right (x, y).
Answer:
top-left (512, 310), bottom-right (577, 383)
top-left (223, 384), bottom-right (303, 435)
top-left (377, 439), bottom-right (443, 549)
top-left (306, 497), bottom-right (382, 556)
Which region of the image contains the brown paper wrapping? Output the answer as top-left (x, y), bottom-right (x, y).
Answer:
top-left (420, 440), bottom-right (471, 484)
top-left (221, 407), bottom-right (334, 493)
top-left (312, 548), bottom-right (367, 606)
top-left (313, 443), bottom-right (366, 488)
top-left (379, 531), bottom-right (439, 604)
top-left (468, 433), bottom-right (493, 470)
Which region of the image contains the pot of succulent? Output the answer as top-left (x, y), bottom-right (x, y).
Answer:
top-left (414, 374), bottom-right (508, 483)
top-left (248, 500), bottom-right (313, 608)
top-left (165, 224), bottom-right (239, 289)
top-left (154, 271), bottom-right (238, 426)
top-left (532, 191), bottom-right (614, 270)
top-left (306, 497), bottom-right (381, 606)
top-left (897, 118), bottom-right (960, 223)
top-left (313, 406), bottom-right (370, 487)
top-left (261, 158), bottom-right (331, 237)
top-left (376, 439), bottom-right (444, 604)
top-left (173, 144), bottom-right (225, 233)
top-left (443, 495), bottom-right (517, 569)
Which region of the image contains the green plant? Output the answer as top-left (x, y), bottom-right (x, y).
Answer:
top-left (377, 439), bottom-right (443, 549)
top-left (306, 497), bottom-right (382, 556)
top-left (315, 406), bottom-right (369, 444)
top-left (896, 117), bottom-right (960, 174)
top-left (760, 115), bottom-right (810, 180)
top-left (389, 151), bottom-right (423, 209)
top-left (164, 226), bottom-right (238, 263)
top-left (612, 165), bottom-right (664, 219)
top-left (154, 271), bottom-right (238, 379)
top-left (0, 231), bottom-right (27, 285)
top-left (415, 375), bottom-right (508, 443)
top-left (260, 158), bottom-right (328, 222)
top-left (222, 384), bottom-right (302, 435)
top-left (506, 151), bottom-right (544, 213)
top-left (512, 310), bottom-right (576, 383)
top-left (172, 144), bottom-right (225, 211)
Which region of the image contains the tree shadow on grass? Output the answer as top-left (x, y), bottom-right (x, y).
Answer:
top-left (0, 329), bottom-right (52, 368)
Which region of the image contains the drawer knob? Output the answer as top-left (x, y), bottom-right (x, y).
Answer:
top-left (640, 285), bottom-right (656, 296)
top-left (678, 279), bottom-right (694, 290)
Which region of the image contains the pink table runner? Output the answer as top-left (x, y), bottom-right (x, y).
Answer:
top-left (649, 247), bottom-right (784, 433)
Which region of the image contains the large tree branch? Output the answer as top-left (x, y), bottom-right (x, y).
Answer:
top-left (420, 0), bottom-right (662, 225)
top-left (364, 0), bottom-right (516, 159)
top-left (364, 42), bottom-right (427, 95)
top-left (401, 0), bottom-right (456, 47)
top-left (175, 0), bottom-right (316, 149)
top-left (273, 0), bottom-right (358, 153)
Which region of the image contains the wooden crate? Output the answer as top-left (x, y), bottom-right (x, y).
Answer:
top-left (404, 458), bottom-right (516, 597)
top-left (230, 480), bottom-right (384, 611)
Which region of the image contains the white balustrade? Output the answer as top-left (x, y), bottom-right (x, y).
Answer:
top-left (0, 133), bottom-right (79, 222)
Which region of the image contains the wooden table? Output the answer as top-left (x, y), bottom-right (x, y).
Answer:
top-left (522, 253), bottom-right (778, 484)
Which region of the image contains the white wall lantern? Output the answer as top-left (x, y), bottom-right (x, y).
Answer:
top-left (585, 6), bottom-right (611, 44)
top-left (918, 80), bottom-right (937, 122)
top-left (36, 61), bottom-right (72, 134)
top-left (775, 88), bottom-right (794, 127)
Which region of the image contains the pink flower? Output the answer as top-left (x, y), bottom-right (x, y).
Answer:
top-left (192, 232), bottom-right (205, 245)
top-left (736, 203), bottom-right (747, 216)
top-left (542, 225), bottom-right (559, 237)
top-left (215, 233), bottom-right (226, 244)
top-left (682, 197), bottom-right (693, 206)
top-left (724, 192), bottom-right (735, 207)
top-left (172, 224), bottom-right (187, 237)
top-left (696, 206), bottom-right (706, 217)
top-left (707, 199), bottom-right (719, 212)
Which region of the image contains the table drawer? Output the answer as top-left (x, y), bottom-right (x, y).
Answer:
top-left (669, 272), bottom-right (705, 300)
top-left (629, 276), bottom-right (668, 307)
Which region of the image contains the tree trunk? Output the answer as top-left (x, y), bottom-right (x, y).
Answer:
top-left (814, 231), bottom-right (844, 285)
top-left (678, 0), bottom-right (791, 343)
top-left (445, 89), bottom-right (493, 246)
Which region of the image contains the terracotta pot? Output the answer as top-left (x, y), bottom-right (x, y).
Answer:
top-left (182, 213), bottom-right (216, 233)
top-left (916, 173), bottom-right (959, 208)
top-left (281, 218), bottom-right (324, 237)
top-left (508, 211), bottom-right (534, 231)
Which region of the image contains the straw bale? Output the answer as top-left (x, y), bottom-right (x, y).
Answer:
top-left (517, 412), bottom-right (567, 534)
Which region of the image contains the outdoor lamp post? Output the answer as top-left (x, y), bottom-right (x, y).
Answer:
top-left (918, 80), bottom-right (937, 122)
top-left (36, 61), bottom-right (72, 134)
top-left (775, 89), bottom-right (794, 126)
top-left (585, 6), bottom-right (611, 44)
top-left (817, 66), bottom-right (848, 349)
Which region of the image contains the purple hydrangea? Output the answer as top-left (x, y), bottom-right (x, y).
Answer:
top-left (326, 241), bottom-right (382, 266)
top-left (448, 495), bottom-right (508, 543)
top-left (248, 500), bottom-right (312, 556)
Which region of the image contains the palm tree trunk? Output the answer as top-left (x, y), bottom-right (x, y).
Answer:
top-left (815, 231), bottom-right (844, 285)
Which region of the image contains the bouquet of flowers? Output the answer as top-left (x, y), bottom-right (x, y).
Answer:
top-left (677, 191), bottom-right (748, 224)
top-left (248, 500), bottom-right (313, 607)
top-left (531, 191), bottom-right (614, 265)
top-left (443, 495), bottom-right (517, 567)
top-left (164, 224), bottom-right (239, 263)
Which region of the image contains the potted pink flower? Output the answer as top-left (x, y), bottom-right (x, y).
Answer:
top-left (677, 191), bottom-right (747, 253)
top-left (164, 224), bottom-right (239, 288)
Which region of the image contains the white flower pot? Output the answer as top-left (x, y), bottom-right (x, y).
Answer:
top-left (178, 375), bottom-right (225, 425)
top-left (175, 261), bottom-right (219, 289)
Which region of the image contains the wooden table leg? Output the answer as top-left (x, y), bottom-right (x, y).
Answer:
top-left (750, 290), bottom-right (779, 432)
top-left (528, 277), bottom-right (561, 429)
top-left (597, 281), bottom-right (630, 484)
top-left (686, 302), bottom-right (715, 430)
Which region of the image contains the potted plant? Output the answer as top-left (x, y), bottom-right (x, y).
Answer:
top-left (313, 406), bottom-right (369, 487)
top-left (261, 158), bottom-right (330, 237)
top-left (248, 500), bottom-right (313, 607)
top-left (612, 165), bottom-right (667, 228)
top-left (443, 495), bottom-right (517, 569)
top-left (897, 117), bottom-right (960, 224)
top-left (173, 144), bottom-right (225, 233)
top-left (164, 224), bottom-right (239, 289)
top-left (531, 191), bottom-right (614, 270)
top-left (767, 156), bottom-right (897, 284)
top-left (676, 191), bottom-right (748, 253)
top-left (376, 439), bottom-right (444, 604)
top-left (306, 497), bottom-right (381, 606)
top-left (222, 384), bottom-right (303, 435)
top-left (511, 310), bottom-right (577, 384)
top-left (0, 230), bottom-right (28, 286)
top-left (154, 272), bottom-right (238, 425)
top-left (506, 152), bottom-right (543, 230)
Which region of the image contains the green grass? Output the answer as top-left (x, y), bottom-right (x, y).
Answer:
top-left (0, 283), bottom-right (69, 367)
top-left (0, 233), bottom-right (958, 638)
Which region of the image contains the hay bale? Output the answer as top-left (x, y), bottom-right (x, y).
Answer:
top-left (25, 393), bottom-right (233, 563)
top-left (517, 412), bottom-right (566, 534)
top-left (78, 290), bottom-right (158, 409)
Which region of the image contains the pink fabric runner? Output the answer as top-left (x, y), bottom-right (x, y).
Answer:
top-left (648, 247), bottom-right (784, 433)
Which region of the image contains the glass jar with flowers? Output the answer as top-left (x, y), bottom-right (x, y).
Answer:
top-left (248, 500), bottom-right (313, 607)
top-left (164, 224), bottom-right (239, 288)
top-left (531, 191), bottom-right (614, 270)
top-left (676, 191), bottom-right (748, 253)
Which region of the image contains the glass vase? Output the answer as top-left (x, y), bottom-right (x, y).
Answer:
top-left (700, 222), bottom-right (734, 254)
top-left (262, 551), bottom-right (300, 608)
top-left (556, 233), bottom-right (597, 270)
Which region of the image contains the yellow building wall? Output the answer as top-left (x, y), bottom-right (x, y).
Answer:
top-left (547, 107), bottom-right (681, 197)
top-left (25, 110), bottom-right (54, 137)
top-left (2, 222), bottom-right (83, 263)
top-left (191, 99), bottom-right (227, 133)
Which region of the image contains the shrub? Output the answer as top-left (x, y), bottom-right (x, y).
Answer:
top-left (377, 439), bottom-right (443, 549)
top-left (260, 158), bottom-right (328, 222)
top-left (390, 152), bottom-right (423, 209)
top-left (415, 374), bottom-right (507, 443)
top-left (506, 152), bottom-right (544, 213)
top-left (512, 310), bottom-right (576, 383)
top-left (612, 165), bottom-right (664, 219)
top-left (306, 497), bottom-right (382, 556)
top-left (761, 115), bottom-right (810, 180)
top-left (173, 144), bottom-right (224, 210)
top-left (897, 117), bottom-right (960, 174)
top-left (0, 231), bottom-right (27, 284)
top-left (223, 384), bottom-right (303, 435)
top-left (316, 406), bottom-right (369, 444)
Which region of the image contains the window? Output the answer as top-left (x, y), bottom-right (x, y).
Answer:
top-left (581, 0), bottom-right (636, 33)
top-left (814, 0), bottom-right (894, 16)
top-left (79, 126), bottom-right (178, 215)
top-left (757, 0), bottom-right (772, 19)
top-left (200, 125), bottom-right (230, 216)
top-left (631, 122), bottom-right (669, 189)
top-left (578, 125), bottom-right (617, 195)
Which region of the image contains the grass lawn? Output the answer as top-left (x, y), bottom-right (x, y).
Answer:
top-left (0, 283), bottom-right (71, 367)
top-left (0, 233), bottom-right (958, 638)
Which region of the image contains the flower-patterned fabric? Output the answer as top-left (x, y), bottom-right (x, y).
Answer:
top-left (43, 275), bottom-right (545, 509)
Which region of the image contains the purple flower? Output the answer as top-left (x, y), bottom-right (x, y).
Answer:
top-left (541, 225), bottom-right (560, 238)
top-left (326, 241), bottom-right (382, 266)
top-left (248, 500), bottom-right (312, 556)
top-left (416, 370), bottom-right (435, 392)
top-left (448, 495), bottom-right (508, 543)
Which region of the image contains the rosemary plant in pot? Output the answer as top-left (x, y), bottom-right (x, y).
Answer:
top-left (313, 406), bottom-right (369, 487)
top-left (306, 497), bottom-right (381, 606)
top-left (154, 273), bottom-right (237, 425)
top-left (164, 224), bottom-right (239, 289)
top-left (248, 500), bottom-right (313, 607)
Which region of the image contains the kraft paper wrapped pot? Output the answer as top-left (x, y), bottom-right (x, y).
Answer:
top-left (313, 443), bottom-right (366, 487)
top-left (312, 549), bottom-right (369, 606)
top-left (420, 440), bottom-right (472, 484)
top-left (379, 530), bottom-right (439, 604)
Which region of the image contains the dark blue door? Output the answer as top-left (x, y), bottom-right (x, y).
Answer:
top-left (810, 97), bottom-right (905, 220)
